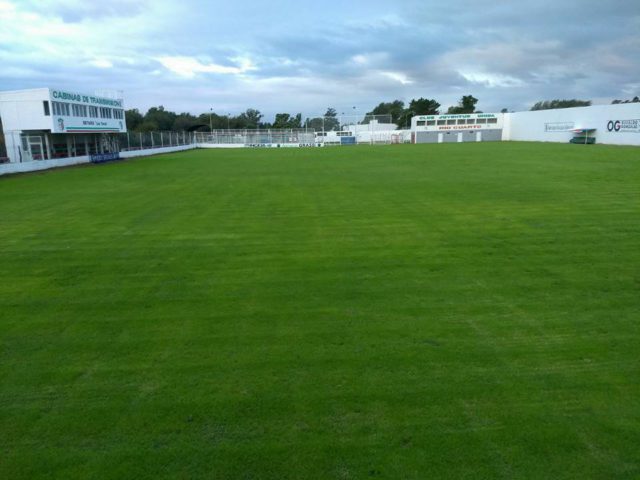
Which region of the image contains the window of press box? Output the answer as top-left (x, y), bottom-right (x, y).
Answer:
top-left (43, 101), bottom-right (50, 116)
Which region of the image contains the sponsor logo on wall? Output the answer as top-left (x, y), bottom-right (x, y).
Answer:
top-left (544, 122), bottom-right (574, 132)
top-left (90, 152), bottom-right (120, 164)
top-left (607, 119), bottom-right (640, 133)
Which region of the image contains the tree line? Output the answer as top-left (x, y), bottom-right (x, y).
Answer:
top-left (123, 93), bottom-right (637, 132)
top-left (123, 95), bottom-right (480, 133)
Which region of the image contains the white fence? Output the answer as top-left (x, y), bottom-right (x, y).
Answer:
top-left (194, 129), bottom-right (316, 146)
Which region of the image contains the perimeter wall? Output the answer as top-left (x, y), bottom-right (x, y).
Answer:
top-left (503, 103), bottom-right (640, 145)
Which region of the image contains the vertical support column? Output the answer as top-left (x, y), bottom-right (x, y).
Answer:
top-left (43, 133), bottom-right (52, 160)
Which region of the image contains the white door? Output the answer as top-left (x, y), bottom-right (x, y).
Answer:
top-left (27, 136), bottom-right (45, 161)
top-left (476, 131), bottom-right (482, 142)
top-left (457, 132), bottom-right (463, 143)
top-left (437, 133), bottom-right (443, 143)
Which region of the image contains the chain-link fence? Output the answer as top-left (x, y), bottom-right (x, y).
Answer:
top-left (118, 131), bottom-right (195, 151)
top-left (194, 129), bottom-right (316, 145)
top-left (304, 114), bottom-right (395, 133)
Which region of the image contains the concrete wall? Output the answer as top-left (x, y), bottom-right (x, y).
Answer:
top-left (415, 129), bottom-right (501, 143)
top-left (0, 144), bottom-right (195, 176)
top-left (0, 88), bottom-right (52, 132)
top-left (504, 103), bottom-right (640, 145)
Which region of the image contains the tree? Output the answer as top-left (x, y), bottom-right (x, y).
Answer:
top-left (363, 100), bottom-right (405, 126)
top-left (144, 106), bottom-right (176, 130)
top-left (137, 120), bottom-right (159, 132)
top-left (612, 96), bottom-right (639, 104)
top-left (447, 95), bottom-right (478, 114)
top-left (324, 108), bottom-right (340, 131)
top-left (125, 109), bottom-right (144, 131)
top-left (236, 108), bottom-right (263, 129)
top-left (172, 112), bottom-right (198, 131)
top-left (409, 98), bottom-right (440, 115)
top-left (530, 99), bottom-right (591, 110)
top-left (272, 113), bottom-right (302, 129)
top-left (501, 108), bottom-right (509, 113)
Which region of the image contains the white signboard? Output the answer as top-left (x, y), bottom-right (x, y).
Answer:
top-left (49, 88), bottom-right (126, 133)
top-left (544, 122), bottom-right (575, 132)
top-left (607, 119), bottom-right (640, 133)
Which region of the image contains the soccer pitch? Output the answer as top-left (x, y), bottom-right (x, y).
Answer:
top-left (1, 143), bottom-right (639, 479)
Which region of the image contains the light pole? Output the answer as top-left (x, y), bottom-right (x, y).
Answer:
top-left (227, 114), bottom-right (230, 131)
top-left (209, 108), bottom-right (213, 132)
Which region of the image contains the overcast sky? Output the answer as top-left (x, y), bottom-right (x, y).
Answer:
top-left (1, 0), bottom-right (639, 120)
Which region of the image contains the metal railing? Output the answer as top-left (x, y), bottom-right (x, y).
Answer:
top-left (194, 129), bottom-right (316, 145)
top-left (118, 131), bottom-right (195, 151)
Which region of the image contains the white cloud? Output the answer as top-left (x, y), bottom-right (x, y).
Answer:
top-left (155, 56), bottom-right (257, 78)
top-left (381, 71), bottom-right (413, 85)
top-left (90, 59), bottom-right (114, 69)
top-left (460, 71), bottom-right (524, 88)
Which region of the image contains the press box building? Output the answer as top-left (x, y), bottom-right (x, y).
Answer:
top-left (0, 87), bottom-right (126, 163)
top-left (410, 113), bottom-right (503, 143)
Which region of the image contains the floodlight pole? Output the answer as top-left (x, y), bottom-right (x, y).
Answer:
top-left (209, 108), bottom-right (213, 133)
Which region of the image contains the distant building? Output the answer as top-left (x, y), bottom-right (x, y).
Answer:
top-left (0, 87), bottom-right (126, 163)
top-left (410, 104), bottom-right (640, 145)
top-left (411, 112), bottom-right (503, 143)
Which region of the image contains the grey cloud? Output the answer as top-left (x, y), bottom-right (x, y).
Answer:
top-left (1, 0), bottom-right (639, 118)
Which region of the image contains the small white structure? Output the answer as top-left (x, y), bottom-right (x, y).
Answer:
top-left (0, 87), bottom-right (127, 164)
top-left (411, 113), bottom-right (504, 143)
top-left (318, 119), bottom-right (401, 145)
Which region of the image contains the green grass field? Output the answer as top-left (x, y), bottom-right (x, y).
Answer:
top-left (1, 143), bottom-right (639, 479)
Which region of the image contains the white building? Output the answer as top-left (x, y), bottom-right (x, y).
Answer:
top-left (503, 103), bottom-right (640, 146)
top-left (0, 87), bottom-right (127, 163)
top-left (317, 119), bottom-right (402, 145)
top-left (410, 104), bottom-right (640, 146)
top-left (411, 113), bottom-right (503, 143)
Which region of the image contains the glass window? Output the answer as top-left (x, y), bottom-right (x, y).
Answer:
top-left (417, 120), bottom-right (425, 126)
top-left (457, 119), bottom-right (466, 125)
top-left (488, 118), bottom-right (498, 124)
top-left (43, 101), bottom-right (50, 116)
top-left (426, 120), bottom-right (436, 126)
top-left (476, 118), bottom-right (487, 124)
top-left (446, 119), bottom-right (456, 125)
top-left (466, 119), bottom-right (475, 124)
top-left (437, 120), bottom-right (446, 125)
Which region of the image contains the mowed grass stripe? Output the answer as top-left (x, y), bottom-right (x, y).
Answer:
top-left (0, 143), bottom-right (639, 479)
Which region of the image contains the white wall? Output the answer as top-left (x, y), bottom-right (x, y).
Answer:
top-left (504, 103), bottom-right (640, 145)
top-left (0, 144), bottom-right (195, 176)
top-left (0, 88), bottom-right (52, 132)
